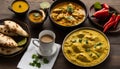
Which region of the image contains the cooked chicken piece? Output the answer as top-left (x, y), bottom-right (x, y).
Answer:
top-left (52, 8), bottom-right (63, 13)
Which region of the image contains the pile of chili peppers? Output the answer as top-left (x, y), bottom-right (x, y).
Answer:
top-left (93, 3), bottom-right (120, 32)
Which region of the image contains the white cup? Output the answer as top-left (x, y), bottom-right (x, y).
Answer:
top-left (33, 30), bottom-right (56, 56)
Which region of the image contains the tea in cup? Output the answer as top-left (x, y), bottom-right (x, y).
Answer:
top-left (33, 30), bottom-right (56, 56)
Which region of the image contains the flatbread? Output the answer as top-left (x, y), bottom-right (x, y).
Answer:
top-left (0, 33), bottom-right (18, 47)
top-left (4, 20), bottom-right (29, 37)
top-left (0, 47), bottom-right (23, 55)
top-left (0, 25), bottom-right (18, 36)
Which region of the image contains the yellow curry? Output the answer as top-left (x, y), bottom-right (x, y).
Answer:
top-left (51, 2), bottom-right (85, 26)
top-left (63, 28), bottom-right (110, 67)
top-left (12, 1), bottom-right (29, 13)
top-left (28, 10), bottom-right (45, 23)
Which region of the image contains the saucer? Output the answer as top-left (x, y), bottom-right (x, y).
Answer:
top-left (35, 44), bottom-right (58, 56)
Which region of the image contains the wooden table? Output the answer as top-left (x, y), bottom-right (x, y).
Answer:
top-left (0, 0), bottom-right (120, 69)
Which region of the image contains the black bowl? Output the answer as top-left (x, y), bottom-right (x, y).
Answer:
top-left (0, 18), bottom-right (31, 57)
top-left (49, 0), bottom-right (88, 29)
top-left (9, 0), bottom-right (30, 16)
top-left (28, 9), bottom-right (47, 28)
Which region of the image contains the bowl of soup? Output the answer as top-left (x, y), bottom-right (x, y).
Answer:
top-left (49, 0), bottom-right (88, 29)
top-left (62, 27), bottom-right (110, 67)
top-left (28, 9), bottom-right (46, 28)
top-left (9, 0), bottom-right (29, 15)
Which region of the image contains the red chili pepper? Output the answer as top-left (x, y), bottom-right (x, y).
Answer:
top-left (103, 13), bottom-right (116, 28)
top-left (103, 21), bottom-right (115, 32)
top-left (93, 8), bottom-right (109, 19)
top-left (114, 14), bottom-right (120, 28)
top-left (103, 3), bottom-right (109, 9)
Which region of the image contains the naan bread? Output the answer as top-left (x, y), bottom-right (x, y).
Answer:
top-left (0, 47), bottom-right (23, 55)
top-left (0, 33), bottom-right (18, 47)
top-left (0, 25), bottom-right (18, 36)
top-left (4, 20), bottom-right (29, 37)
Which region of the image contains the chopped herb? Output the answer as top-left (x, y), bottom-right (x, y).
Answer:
top-left (29, 62), bottom-right (35, 66)
top-left (86, 48), bottom-right (90, 52)
top-left (36, 63), bottom-right (41, 68)
top-left (95, 53), bottom-right (101, 57)
top-left (43, 58), bottom-right (49, 64)
top-left (30, 54), bottom-right (49, 68)
top-left (33, 60), bottom-right (37, 64)
top-left (32, 54), bottom-right (38, 59)
top-left (67, 5), bottom-right (73, 13)
top-left (33, 13), bottom-right (40, 17)
top-left (94, 42), bottom-right (102, 48)
top-left (85, 40), bottom-right (88, 44)
top-left (96, 42), bottom-right (102, 46)
top-left (79, 38), bottom-right (82, 43)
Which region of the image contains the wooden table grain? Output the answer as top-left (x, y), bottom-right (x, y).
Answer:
top-left (0, 0), bottom-right (120, 69)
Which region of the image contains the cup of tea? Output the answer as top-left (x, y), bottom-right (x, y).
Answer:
top-left (33, 30), bottom-right (56, 56)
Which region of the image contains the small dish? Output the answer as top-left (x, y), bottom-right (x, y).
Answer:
top-left (9, 0), bottom-right (29, 15)
top-left (89, 4), bottom-right (120, 33)
top-left (28, 9), bottom-right (47, 28)
top-left (36, 43), bottom-right (58, 56)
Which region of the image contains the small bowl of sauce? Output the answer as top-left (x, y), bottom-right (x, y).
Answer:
top-left (28, 9), bottom-right (46, 28)
top-left (9, 0), bottom-right (29, 15)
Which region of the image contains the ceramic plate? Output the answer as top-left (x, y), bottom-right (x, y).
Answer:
top-left (89, 4), bottom-right (120, 33)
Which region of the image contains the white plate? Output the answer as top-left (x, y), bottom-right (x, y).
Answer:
top-left (36, 44), bottom-right (58, 56)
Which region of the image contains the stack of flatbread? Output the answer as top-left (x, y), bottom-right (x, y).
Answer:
top-left (0, 20), bottom-right (29, 55)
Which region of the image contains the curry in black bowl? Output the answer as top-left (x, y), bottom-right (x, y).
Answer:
top-left (49, 0), bottom-right (88, 29)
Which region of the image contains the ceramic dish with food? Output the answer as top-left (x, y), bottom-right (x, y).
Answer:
top-left (49, 0), bottom-right (88, 28)
top-left (28, 9), bottom-right (47, 28)
top-left (9, 0), bottom-right (29, 15)
top-left (89, 2), bottom-right (120, 33)
top-left (0, 19), bottom-right (31, 57)
top-left (62, 27), bottom-right (110, 67)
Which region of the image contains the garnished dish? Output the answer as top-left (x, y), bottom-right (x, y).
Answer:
top-left (28, 10), bottom-right (45, 23)
top-left (50, 0), bottom-right (87, 27)
top-left (10, 0), bottom-right (29, 15)
top-left (28, 9), bottom-right (46, 28)
top-left (0, 19), bottom-right (30, 57)
top-left (12, 0), bottom-right (29, 13)
top-left (89, 2), bottom-right (120, 33)
top-left (62, 27), bottom-right (110, 67)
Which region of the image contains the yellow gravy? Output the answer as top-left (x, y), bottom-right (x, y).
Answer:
top-left (12, 1), bottom-right (29, 13)
top-left (63, 29), bottom-right (110, 67)
top-left (51, 2), bottom-right (85, 26)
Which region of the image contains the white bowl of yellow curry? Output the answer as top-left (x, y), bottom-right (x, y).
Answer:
top-left (49, 0), bottom-right (87, 28)
top-left (62, 27), bottom-right (110, 67)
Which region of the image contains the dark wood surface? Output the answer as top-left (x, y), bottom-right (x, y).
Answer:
top-left (0, 0), bottom-right (120, 69)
